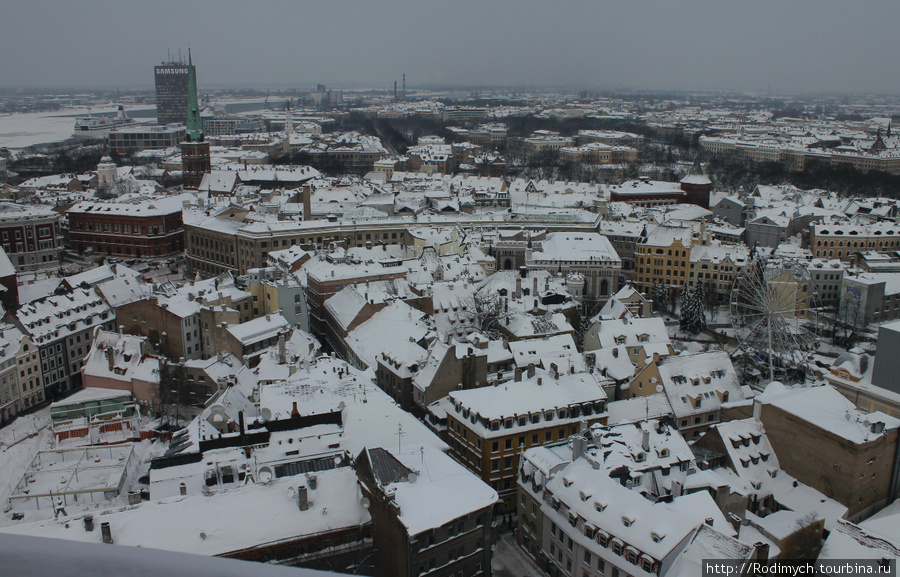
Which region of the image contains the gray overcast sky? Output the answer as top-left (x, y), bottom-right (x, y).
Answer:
top-left (2, 0), bottom-right (899, 94)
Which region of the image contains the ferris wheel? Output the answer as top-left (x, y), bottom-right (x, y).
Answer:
top-left (730, 256), bottom-right (818, 385)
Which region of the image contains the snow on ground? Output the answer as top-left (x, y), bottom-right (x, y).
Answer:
top-left (0, 409), bottom-right (53, 518)
top-left (0, 407), bottom-right (167, 527)
top-left (492, 533), bottom-right (547, 577)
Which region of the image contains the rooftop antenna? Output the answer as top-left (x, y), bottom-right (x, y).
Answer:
top-left (397, 423), bottom-right (406, 453)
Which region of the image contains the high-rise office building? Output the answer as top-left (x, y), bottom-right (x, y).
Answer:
top-left (154, 59), bottom-right (193, 126)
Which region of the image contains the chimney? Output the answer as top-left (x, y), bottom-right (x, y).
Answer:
top-left (527, 363), bottom-right (535, 378)
top-left (515, 277), bottom-right (521, 300)
top-left (572, 436), bottom-right (588, 460)
top-left (118, 325), bottom-right (123, 335)
top-left (302, 185), bottom-right (312, 222)
top-left (514, 367), bottom-right (523, 382)
top-left (83, 515), bottom-right (94, 532)
top-left (298, 486), bottom-right (310, 511)
top-left (307, 473), bottom-right (317, 490)
top-left (537, 377), bottom-right (542, 386)
top-left (291, 401), bottom-right (300, 418)
top-left (238, 411), bottom-right (245, 436)
top-left (533, 276), bottom-right (538, 295)
top-left (106, 347), bottom-right (114, 371)
top-left (641, 429), bottom-right (650, 452)
top-left (753, 400), bottom-right (762, 421)
top-left (101, 522), bottom-right (113, 544)
top-left (671, 480), bottom-right (683, 498)
top-left (278, 333), bottom-right (286, 364)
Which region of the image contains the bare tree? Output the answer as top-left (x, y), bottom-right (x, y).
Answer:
top-left (469, 292), bottom-right (512, 340)
top-left (784, 513), bottom-right (824, 560)
top-left (832, 293), bottom-right (865, 347)
top-left (156, 360), bottom-right (192, 429)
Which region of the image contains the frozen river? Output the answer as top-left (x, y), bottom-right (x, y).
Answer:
top-left (0, 105), bottom-right (156, 150)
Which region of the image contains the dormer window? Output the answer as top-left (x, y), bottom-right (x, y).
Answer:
top-left (622, 515), bottom-right (634, 527)
top-left (594, 501), bottom-right (607, 512)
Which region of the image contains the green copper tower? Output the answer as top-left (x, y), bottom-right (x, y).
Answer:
top-left (184, 49), bottom-right (203, 143)
top-left (181, 49), bottom-right (210, 189)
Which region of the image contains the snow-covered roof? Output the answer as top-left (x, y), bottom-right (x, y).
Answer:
top-left (365, 445), bottom-right (497, 536)
top-left (226, 313), bottom-right (290, 346)
top-left (16, 287), bottom-right (113, 344)
top-left (81, 330), bottom-right (159, 384)
top-left (345, 300), bottom-right (429, 371)
top-left (259, 357), bottom-right (447, 455)
top-left (0, 467), bottom-right (369, 557)
top-left (447, 369), bottom-right (607, 438)
top-left (530, 232), bottom-right (621, 264)
top-left (756, 382), bottom-right (900, 444)
top-left (606, 394), bottom-right (673, 426)
top-left (657, 351), bottom-right (745, 419)
top-left (67, 197), bottom-right (183, 217)
top-left (543, 458), bottom-right (701, 561)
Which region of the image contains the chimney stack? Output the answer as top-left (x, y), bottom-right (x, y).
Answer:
top-left (515, 277), bottom-right (522, 300)
top-left (298, 486), bottom-right (309, 511)
top-left (572, 435), bottom-right (588, 461)
top-left (101, 522), bottom-right (113, 544)
top-left (641, 428), bottom-right (650, 452)
top-left (278, 333), bottom-right (286, 364)
top-left (292, 401), bottom-right (300, 418)
top-left (106, 347), bottom-right (114, 371)
top-left (527, 363), bottom-right (535, 378)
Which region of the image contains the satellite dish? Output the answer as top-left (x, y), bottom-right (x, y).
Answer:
top-left (655, 385), bottom-right (663, 393)
top-left (260, 407), bottom-right (272, 421)
top-left (258, 466), bottom-right (274, 484)
top-left (199, 532), bottom-right (206, 540)
top-left (360, 497), bottom-right (370, 509)
top-left (408, 473), bottom-right (418, 483)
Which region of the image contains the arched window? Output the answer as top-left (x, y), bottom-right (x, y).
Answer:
top-left (600, 279), bottom-right (609, 296)
top-left (503, 258), bottom-right (513, 270)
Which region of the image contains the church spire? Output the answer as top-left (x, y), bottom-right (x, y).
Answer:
top-left (185, 49), bottom-right (203, 143)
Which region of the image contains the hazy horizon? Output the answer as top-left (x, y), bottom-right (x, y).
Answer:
top-left (2, 0), bottom-right (900, 95)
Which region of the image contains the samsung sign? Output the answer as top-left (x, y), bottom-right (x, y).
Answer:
top-left (157, 67), bottom-right (188, 74)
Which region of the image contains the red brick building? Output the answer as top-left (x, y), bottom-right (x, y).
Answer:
top-left (67, 198), bottom-right (185, 258)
